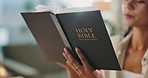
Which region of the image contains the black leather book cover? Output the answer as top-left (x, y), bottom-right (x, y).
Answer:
top-left (21, 10), bottom-right (121, 70)
top-left (21, 12), bottom-right (66, 62)
top-left (56, 10), bottom-right (121, 70)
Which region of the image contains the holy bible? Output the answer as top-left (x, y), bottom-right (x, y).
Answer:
top-left (21, 6), bottom-right (121, 70)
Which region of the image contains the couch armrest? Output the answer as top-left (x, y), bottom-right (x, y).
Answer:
top-left (4, 58), bottom-right (40, 77)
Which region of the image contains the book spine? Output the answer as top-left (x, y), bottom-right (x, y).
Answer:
top-left (50, 14), bottom-right (72, 50)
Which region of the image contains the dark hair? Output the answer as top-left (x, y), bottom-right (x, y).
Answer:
top-left (124, 27), bottom-right (132, 37)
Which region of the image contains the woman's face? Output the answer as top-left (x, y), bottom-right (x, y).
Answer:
top-left (123, 0), bottom-right (148, 28)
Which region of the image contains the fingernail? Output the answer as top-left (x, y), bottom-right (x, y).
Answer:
top-left (95, 69), bottom-right (99, 72)
top-left (64, 48), bottom-right (68, 53)
top-left (64, 48), bottom-right (67, 52)
top-left (94, 69), bottom-right (99, 74)
top-left (62, 52), bottom-right (65, 56)
top-left (64, 48), bottom-right (69, 54)
top-left (75, 47), bottom-right (79, 52)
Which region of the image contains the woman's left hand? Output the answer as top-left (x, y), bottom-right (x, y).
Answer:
top-left (63, 47), bottom-right (104, 78)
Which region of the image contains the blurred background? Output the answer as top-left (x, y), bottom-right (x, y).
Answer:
top-left (0, 0), bottom-right (125, 78)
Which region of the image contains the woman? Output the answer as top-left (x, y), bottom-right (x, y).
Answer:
top-left (57, 0), bottom-right (148, 78)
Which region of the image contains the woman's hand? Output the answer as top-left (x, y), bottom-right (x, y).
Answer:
top-left (62, 47), bottom-right (105, 78)
top-left (57, 62), bottom-right (80, 78)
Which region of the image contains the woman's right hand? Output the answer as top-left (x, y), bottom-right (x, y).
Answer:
top-left (57, 47), bottom-right (105, 78)
top-left (57, 62), bottom-right (80, 78)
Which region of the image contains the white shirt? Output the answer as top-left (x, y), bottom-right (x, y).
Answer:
top-left (120, 70), bottom-right (143, 78)
top-left (104, 32), bottom-right (148, 78)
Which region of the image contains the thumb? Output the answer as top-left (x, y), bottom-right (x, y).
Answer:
top-left (93, 70), bottom-right (105, 78)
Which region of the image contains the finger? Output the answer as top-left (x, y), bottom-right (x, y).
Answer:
top-left (56, 62), bottom-right (70, 69)
top-left (57, 61), bottom-right (82, 77)
top-left (62, 50), bottom-right (77, 69)
top-left (75, 47), bottom-right (94, 70)
top-left (63, 49), bottom-right (86, 77)
top-left (64, 53), bottom-right (83, 76)
top-left (66, 60), bottom-right (85, 77)
top-left (64, 48), bottom-right (80, 68)
top-left (93, 70), bottom-right (105, 78)
top-left (62, 52), bottom-right (73, 66)
top-left (63, 52), bottom-right (77, 69)
top-left (63, 48), bottom-right (84, 76)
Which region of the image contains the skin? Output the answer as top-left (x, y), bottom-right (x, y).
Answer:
top-left (0, 63), bottom-right (8, 78)
top-left (57, 0), bottom-right (148, 77)
top-left (123, 0), bottom-right (148, 73)
top-left (57, 48), bottom-right (104, 78)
